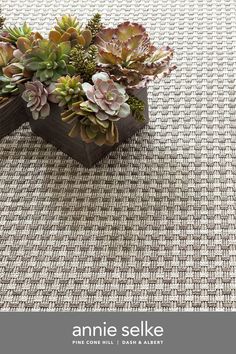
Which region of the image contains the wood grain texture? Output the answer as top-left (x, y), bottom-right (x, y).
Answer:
top-left (0, 95), bottom-right (27, 140)
top-left (29, 88), bottom-right (149, 167)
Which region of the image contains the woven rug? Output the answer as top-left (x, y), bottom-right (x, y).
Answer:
top-left (1, 0), bottom-right (236, 311)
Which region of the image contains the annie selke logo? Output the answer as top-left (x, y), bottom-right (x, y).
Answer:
top-left (72, 320), bottom-right (164, 346)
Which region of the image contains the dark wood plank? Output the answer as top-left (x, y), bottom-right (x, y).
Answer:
top-left (0, 95), bottom-right (28, 140)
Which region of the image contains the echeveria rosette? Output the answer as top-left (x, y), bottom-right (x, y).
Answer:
top-left (81, 72), bottom-right (130, 121)
top-left (95, 21), bottom-right (176, 88)
top-left (59, 72), bottom-right (129, 146)
top-left (23, 39), bottom-right (72, 84)
top-left (22, 80), bottom-right (58, 120)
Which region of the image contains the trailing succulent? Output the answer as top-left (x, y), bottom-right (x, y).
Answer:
top-left (95, 21), bottom-right (176, 88)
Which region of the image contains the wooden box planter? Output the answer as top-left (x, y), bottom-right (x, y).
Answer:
top-left (0, 95), bottom-right (27, 140)
top-left (28, 88), bottom-right (149, 167)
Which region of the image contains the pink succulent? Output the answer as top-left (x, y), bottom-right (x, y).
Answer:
top-left (22, 80), bottom-right (58, 120)
top-left (81, 72), bottom-right (130, 121)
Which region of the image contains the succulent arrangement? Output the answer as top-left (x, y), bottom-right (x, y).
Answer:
top-left (95, 22), bottom-right (175, 89)
top-left (0, 13), bottom-right (176, 145)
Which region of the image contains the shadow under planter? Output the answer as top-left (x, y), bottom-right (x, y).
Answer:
top-left (0, 95), bottom-right (28, 140)
top-left (28, 88), bottom-right (149, 168)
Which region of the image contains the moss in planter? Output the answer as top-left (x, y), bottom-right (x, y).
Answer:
top-left (127, 95), bottom-right (145, 122)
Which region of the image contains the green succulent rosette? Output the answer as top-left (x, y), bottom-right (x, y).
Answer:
top-left (23, 39), bottom-right (72, 83)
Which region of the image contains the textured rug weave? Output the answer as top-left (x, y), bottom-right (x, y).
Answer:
top-left (1, 0), bottom-right (236, 311)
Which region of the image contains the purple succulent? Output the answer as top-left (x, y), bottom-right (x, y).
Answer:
top-left (81, 72), bottom-right (130, 121)
top-left (22, 80), bottom-right (57, 120)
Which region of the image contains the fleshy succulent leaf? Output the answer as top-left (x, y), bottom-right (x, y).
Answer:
top-left (0, 42), bottom-right (15, 67)
top-left (49, 30), bottom-right (62, 43)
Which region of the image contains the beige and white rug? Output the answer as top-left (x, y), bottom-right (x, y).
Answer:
top-left (1, 0), bottom-right (236, 311)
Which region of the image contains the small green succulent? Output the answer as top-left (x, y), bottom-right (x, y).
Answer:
top-left (0, 75), bottom-right (19, 96)
top-left (69, 44), bottom-right (97, 82)
top-left (54, 75), bottom-right (83, 107)
top-left (55, 15), bottom-right (80, 34)
top-left (23, 39), bottom-right (72, 83)
top-left (1, 22), bottom-right (32, 44)
top-left (86, 13), bottom-right (103, 41)
top-left (49, 15), bottom-right (93, 48)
